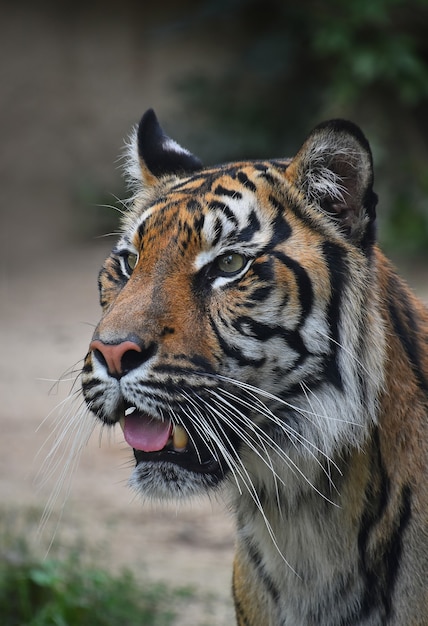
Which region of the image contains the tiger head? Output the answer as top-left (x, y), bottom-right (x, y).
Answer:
top-left (82, 110), bottom-right (384, 503)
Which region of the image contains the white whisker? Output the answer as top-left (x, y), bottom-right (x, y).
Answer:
top-left (300, 381), bottom-right (338, 495)
top-left (213, 382), bottom-right (343, 474)
top-left (315, 328), bottom-right (371, 377)
top-left (207, 389), bottom-right (340, 507)
top-left (212, 372), bottom-right (363, 427)
top-left (199, 401), bottom-right (300, 576)
top-left (206, 394), bottom-right (284, 511)
top-left (179, 391), bottom-right (224, 471)
top-left (93, 202), bottom-right (127, 217)
top-left (37, 373), bottom-right (98, 552)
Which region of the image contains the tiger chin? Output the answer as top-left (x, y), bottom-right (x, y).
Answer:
top-left (81, 109), bottom-right (428, 625)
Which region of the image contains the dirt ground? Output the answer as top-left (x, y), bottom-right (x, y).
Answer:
top-left (1, 241), bottom-right (427, 626)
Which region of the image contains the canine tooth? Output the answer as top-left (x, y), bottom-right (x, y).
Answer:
top-left (173, 425), bottom-right (188, 451)
top-left (119, 416), bottom-right (125, 431)
top-left (125, 406), bottom-right (136, 416)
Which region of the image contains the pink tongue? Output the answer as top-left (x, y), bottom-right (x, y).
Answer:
top-left (123, 413), bottom-right (172, 452)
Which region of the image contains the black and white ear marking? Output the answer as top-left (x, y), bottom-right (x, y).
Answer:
top-left (137, 108), bottom-right (202, 178)
top-left (287, 119), bottom-right (378, 246)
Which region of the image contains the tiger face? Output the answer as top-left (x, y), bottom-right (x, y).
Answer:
top-left (82, 110), bottom-right (383, 504)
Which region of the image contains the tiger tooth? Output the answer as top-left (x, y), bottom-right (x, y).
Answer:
top-left (121, 407), bottom-right (136, 431)
top-left (173, 425), bottom-right (189, 452)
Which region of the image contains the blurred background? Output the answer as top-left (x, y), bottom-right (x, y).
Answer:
top-left (1, 1), bottom-right (427, 624)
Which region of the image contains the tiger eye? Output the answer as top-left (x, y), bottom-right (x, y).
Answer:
top-left (126, 252), bottom-right (138, 272)
top-left (216, 253), bottom-right (246, 274)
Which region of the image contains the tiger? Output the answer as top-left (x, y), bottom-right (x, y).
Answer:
top-left (81, 108), bottom-right (428, 625)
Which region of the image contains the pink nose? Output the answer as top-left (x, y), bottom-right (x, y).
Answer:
top-left (90, 339), bottom-right (144, 378)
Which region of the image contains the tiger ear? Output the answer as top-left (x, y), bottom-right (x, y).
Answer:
top-left (126, 109), bottom-right (202, 187)
top-left (285, 120), bottom-right (377, 246)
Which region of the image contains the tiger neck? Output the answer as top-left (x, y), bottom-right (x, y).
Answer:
top-left (233, 439), bottom-right (370, 569)
top-left (231, 433), bottom-right (400, 625)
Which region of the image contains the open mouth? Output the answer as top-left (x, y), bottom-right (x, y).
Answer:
top-left (119, 407), bottom-right (220, 474)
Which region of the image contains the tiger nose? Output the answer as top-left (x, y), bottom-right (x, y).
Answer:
top-left (89, 339), bottom-right (157, 378)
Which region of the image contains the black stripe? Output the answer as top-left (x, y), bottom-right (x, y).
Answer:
top-left (138, 375), bottom-right (211, 393)
top-left (187, 354), bottom-right (216, 372)
top-left (214, 184), bottom-right (242, 199)
top-left (99, 261), bottom-right (125, 287)
top-left (238, 209), bottom-right (261, 243)
top-left (275, 371), bottom-right (320, 400)
top-left (137, 220), bottom-right (146, 238)
top-left (208, 199), bottom-right (239, 226)
top-left (211, 216), bottom-right (223, 247)
top-left (272, 252), bottom-right (313, 326)
top-left (176, 220), bottom-right (194, 254)
top-left (387, 273), bottom-right (428, 395)
top-left (233, 316), bottom-right (309, 363)
top-left (357, 429), bottom-right (412, 621)
top-left (192, 213), bottom-right (205, 233)
top-left (252, 258), bottom-right (275, 283)
top-left (253, 163), bottom-right (270, 173)
top-left (383, 485), bottom-right (412, 612)
top-left (233, 316), bottom-right (284, 340)
top-left (268, 195), bottom-right (292, 246)
top-left (237, 170), bottom-right (257, 192)
top-left (259, 171), bottom-right (277, 185)
top-left (247, 540), bottom-right (280, 605)
top-left (186, 198), bottom-right (202, 213)
top-left (170, 171), bottom-right (212, 193)
top-left (81, 359), bottom-right (92, 374)
top-left (248, 285), bottom-right (273, 303)
top-left (321, 241), bottom-right (348, 390)
top-left (81, 378), bottom-right (102, 394)
top-left (210, 315), bottom-right (266, 367)
top-left (232, 583), bottom-right (251, 626)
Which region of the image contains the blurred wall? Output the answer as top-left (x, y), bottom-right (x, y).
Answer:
top-left (0, 1), bottom-right (226, 268)
top-left (1, 1), bottom-right (427, 272)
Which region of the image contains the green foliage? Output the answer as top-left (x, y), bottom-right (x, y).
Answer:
top-left (0, 541), bottom-right (186, 626)
top-left (311, 0), bottom-right (428, 106)
top-left (171, 0), bottom-right (428, 255)
top-left (0, 556), bottom-right (176, 625)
